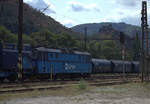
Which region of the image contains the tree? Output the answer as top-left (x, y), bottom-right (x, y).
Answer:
top-left (0, 25), bottom-right (17, 43)
top-left (22, 34), bottom-right (36, 46)
top-left (88, 41), bottom-right (101, 58)
top-left (57, 33), bottom-right (78, 48)
top-left (100, 40), bottom-right (121, 60)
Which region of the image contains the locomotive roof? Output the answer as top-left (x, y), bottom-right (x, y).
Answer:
top-left (35, 47), bottom-right (91, 55)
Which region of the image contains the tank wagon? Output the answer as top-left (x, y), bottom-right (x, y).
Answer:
top-left (111, 60), bottom-right (132, 73)
top-left (92, 59), bottom-right (112, 73)
top-left (132, 61), bottom-right (140, 73)
top-left (33, 47), bottom-right (92, 79)
top-left (92, 59), bottom-right (139, 74)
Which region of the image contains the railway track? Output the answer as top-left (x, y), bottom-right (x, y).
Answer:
top-left (0, 74), bottom-right (139, 88)
top-left (0, 76), bottom-right (140, 94)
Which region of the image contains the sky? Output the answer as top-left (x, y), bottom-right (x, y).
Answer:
top-left (24, 0), bottom-right (150, 27)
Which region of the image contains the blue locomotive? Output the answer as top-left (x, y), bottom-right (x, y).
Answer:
top-left (33, 47), bottom-right (92, 79)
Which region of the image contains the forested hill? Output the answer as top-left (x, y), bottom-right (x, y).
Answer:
top-left (71, 22), bottom-right (141, 37)
top-left (0, 0), bottom-right (76, 35)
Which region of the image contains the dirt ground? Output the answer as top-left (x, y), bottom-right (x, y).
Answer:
top-left (0, 82), bottom-right (150, 104)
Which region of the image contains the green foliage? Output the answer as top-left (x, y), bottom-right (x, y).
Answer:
top-left (30, 30), bottom-right (79, 48)
top-left (88, 41), bottom-right (101, 58)
top-left (100, 40), bottom-right (121, 60)
top-left (0, 25), bottom-right (17, 43)
top-left (57, 33), bottom-right (79, 48)
top-left (88, 40), bottom-right (122, 60)
top-left (23, 34), bottom-right (36, 46)
top-left (78, 79), bottom-right (88, 90)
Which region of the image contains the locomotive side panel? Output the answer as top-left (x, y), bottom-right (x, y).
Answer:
top-left (34, 47), bottom-right (92, 79)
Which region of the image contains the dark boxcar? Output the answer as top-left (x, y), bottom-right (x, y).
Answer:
top-left (124, 61), bottom-right (133, 73)
top-left (33, 47), bottom-right (92, 79)
top-left (92, 59), bottom-right (112, 73)
top-left (111, 60), bottom-right (132, 73)
top-left (0, 42), bottom-right (2, 69)
top-left (0, 43), bottom-right (33, 81)
top-left (132, 61), bottom-right (140, 73)
top-left (0, 42), bottom-right (3, 81)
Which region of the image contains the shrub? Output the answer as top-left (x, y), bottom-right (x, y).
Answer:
top-left (78, 79), bottom-right (88, 90)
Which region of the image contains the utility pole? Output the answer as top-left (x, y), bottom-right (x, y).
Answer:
top-left (141, 1), bottom-right (149, 82)
top-left (120, 32), bottom-right (125, 80)
top-left (84, 27), bottom-right (87, 51)
top-left (18, 0), bottom-right (23, 81)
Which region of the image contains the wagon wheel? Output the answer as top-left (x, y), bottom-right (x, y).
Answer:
top-left (0, 78), bottom-right (5, 82)
top-left (8, 75), bottom-right (17, 83)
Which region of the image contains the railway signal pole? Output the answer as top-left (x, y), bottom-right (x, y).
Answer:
top-left (18, 0), bottom-right (23, 81)
top-left (141, 1), bottom-right (149, 82)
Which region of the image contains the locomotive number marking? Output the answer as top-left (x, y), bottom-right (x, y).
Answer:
top-left (65, 63), bottom-right (76, 70)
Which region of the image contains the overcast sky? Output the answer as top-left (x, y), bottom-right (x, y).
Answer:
top-left (24, 0), bottom-right (150, 27)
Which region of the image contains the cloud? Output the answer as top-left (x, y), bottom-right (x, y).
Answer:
top-left (121, 16), bottom-right (140, 26)
top-left (68, 1), bottom-right (100, 12)
top-left (24, 0), bottom-right (56, 14)
top-left (113, 0), bottom-right (142, 7)
top-left (91, 7), bottom-right (141, 26)
top-left (62, 19), bottom-right (77, 27)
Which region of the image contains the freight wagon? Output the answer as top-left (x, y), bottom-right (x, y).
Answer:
top-left (0, 43), bottom-right (33, 82)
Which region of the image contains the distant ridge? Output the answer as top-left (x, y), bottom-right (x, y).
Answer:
top-left (71, 22), bottom-right (141, 37)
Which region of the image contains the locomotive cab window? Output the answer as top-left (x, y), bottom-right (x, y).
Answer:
top-left (50, 53), bottom-right (53, 58)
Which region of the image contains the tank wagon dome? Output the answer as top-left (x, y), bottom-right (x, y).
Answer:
top-left (34, 47), bottom-right (91, 55)
top-left (92, 58), bottom-right (111, 65)
top-left (132, 61), bottom-right (139, 64)
top-left (111, 60), bottom-right (131, 64)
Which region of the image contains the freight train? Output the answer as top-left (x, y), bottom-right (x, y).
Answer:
top-left (0, 43), bottom-right (140, 82)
